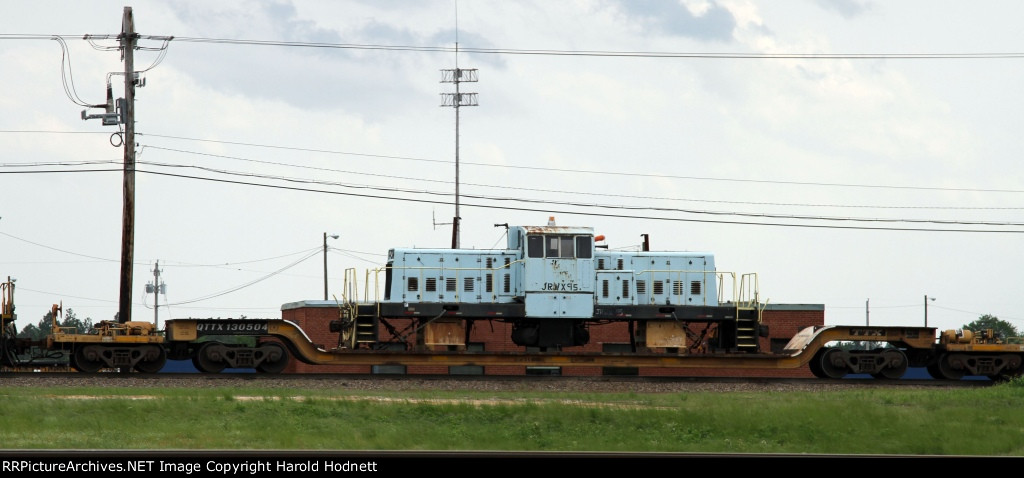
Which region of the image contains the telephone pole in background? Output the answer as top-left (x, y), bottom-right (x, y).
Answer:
top-left (323, 233), bottom-right (339, 300)
top-left (146, 261), bottom-right (166, 328)
top-left (118, 6), bottom-right (137, 324)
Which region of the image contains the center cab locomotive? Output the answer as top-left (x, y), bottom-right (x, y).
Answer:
top-left (380, 219), bottom-right (763, 352)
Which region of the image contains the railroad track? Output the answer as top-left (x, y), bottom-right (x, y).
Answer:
top-left (0, 372), bottom-right (991, 392)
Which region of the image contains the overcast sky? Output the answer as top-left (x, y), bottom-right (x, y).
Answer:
top-left (1, 0), bottom-right (1022, 335)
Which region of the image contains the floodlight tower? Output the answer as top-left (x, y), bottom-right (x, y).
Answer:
top-left (440, 45), bottom-right (478, 249)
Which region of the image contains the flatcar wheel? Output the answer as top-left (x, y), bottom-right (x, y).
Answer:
top-left (255, 342), bottom-right (289, 374)
top-left (926, 362), bottom-right (944, 379)
top-left (73, 346), bottom-right (104, 373)
top-left (936, 353), bottom-right (965, 380)
top-left (871, 350), bottom-right (908, 380)
top-left (819, 348), bottom-right (848, 379)
top-left (193, 342), bottom-right (226, 373)
top-left (134, 346), bottom-right (167, 374)
top-left (808, 348), bottom-right (827, 378)
top-left (68, 349), bottom-right (80, 371)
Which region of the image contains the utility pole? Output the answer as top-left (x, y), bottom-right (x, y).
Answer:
top-left (81, 8), bottom-right (171, 324)
top-left (146, 261), bottom-right (165, 328)
top-left (440, 45), bottom-right (478, 249)
top-left (323, 233), bottom-right (338, 300)
top-left (153, 261), bottom-right (159, 326)
top-left (117, 6), bottom-right (137, 324)
top-left (924, 295), bottom-right (935, 327)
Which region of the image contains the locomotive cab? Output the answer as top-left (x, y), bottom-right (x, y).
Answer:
top-left (510, 225), bottom-right (596, 348)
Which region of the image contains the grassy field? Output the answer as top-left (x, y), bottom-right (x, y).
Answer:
top-left (1, 381), bottom-right (1023, 455)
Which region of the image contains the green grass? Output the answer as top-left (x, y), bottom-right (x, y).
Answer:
top-left (2, 382), bottom-right (1023, 454)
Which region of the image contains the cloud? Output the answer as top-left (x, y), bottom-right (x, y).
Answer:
top-left (814, 0), bottom-right (873, 19)
top-left (160, 0), bottom-right (489, 118)
top-left (609, 0), bottom-right (736, 42)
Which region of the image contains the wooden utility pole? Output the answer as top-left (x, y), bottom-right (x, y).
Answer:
top-left (117, 6), bottom-right (136, 324)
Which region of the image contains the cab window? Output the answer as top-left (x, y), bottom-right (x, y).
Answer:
top-left (527, 235), bottom-right (544, 258)
top-left (543, 235), bottom-right (575, 258)
top-left (576, 236), bottom-right (593, 259)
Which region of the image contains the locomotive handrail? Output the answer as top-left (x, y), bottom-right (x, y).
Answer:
top-left (369, 260), bottom-right (526, 306)
top-left (625, 270), bottom-right (758, 308)
top-left (356, 264), bottom-right (757, 310)
top-left (628, 269), bottom-right (719, 307)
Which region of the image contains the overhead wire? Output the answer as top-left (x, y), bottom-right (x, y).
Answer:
top-left (0, 231), bottom-right (118, 262)
top-left (134, 169), bottom-right (1024, 234)
top-left (136, 143), bottom-right (1024, 211)
top-left (161, 246), bottom-right (324, 268)
top-left (2, 131), bottom-right (1018, 212)
top-left (136, 134), bottom-right (1024, 195)
top-left (169, 36), bottom-right (1024, 60)
top-left (123, 158), bottom-right (1024, 228)
top-left (51, 35), bottom-right (104, 108)
top-left (0, 230), bottom-right (327, 271)
top-left (1, 161), bottom-right (1018, 232)
top-left (164, 248), bottom-right (321, 306)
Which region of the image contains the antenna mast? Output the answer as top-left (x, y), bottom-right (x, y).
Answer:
top-left (440, 3), bottom-right (477, 249)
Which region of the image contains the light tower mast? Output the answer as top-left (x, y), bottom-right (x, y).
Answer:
top-left (440, 44), bottom-right (478, 249)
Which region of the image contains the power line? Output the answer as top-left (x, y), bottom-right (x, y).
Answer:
top-left (166, 36), bottom-right (1024, 60)
top-left (3, 134), bottom-right (1019, 209)
top-left (136, 133), bottom-right (1024, 194)
top-left (931, 305), bottom-right (1023, 325)
top-left (52, 35), bottom-right (105, 108)
top-left (0, 159), bottom-right (119, 168)
top-left (0, 130), bottom-right (108, 134)
top-left (0, 231), bottom-right (118, 262)
top-left (7, 34), bottom-right (1024, 60)
top-left (129, 159), bottom-right (1024, 227)
top-left (0, 230), bottom-right (327, 271)
top-left (3, 131), bottom-right (1016, 210)
top-left (164, 249), bottom-right (321, 306)
top-left (135, 168), bottom-right (1024, 233)
top-left (0, 168), bottom-right (122, 174)
top-left (4, 163), bottom-right (1019, 231)
top-left (161, 246), bottom-right (323, 268)
top-left (138, 144), bottom-right (1024, 211)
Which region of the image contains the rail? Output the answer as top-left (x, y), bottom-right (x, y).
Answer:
top-left (339, 264), bottom-right (759, 314)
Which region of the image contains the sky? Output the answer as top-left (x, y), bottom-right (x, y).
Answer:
top-left (1, 0), bottom-right (1022, 334)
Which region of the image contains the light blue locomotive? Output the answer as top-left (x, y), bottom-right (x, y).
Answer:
top-left (381, 219), bottom-right (759, 351)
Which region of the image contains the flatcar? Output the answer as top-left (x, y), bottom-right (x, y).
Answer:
top-left (2, 220), bottom-right (1023, 380)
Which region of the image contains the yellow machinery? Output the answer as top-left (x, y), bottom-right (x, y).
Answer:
top-left (46, 303), bottom-right (166, 373)
top-left (1, 277), bottom-right (17, 368)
